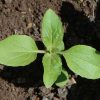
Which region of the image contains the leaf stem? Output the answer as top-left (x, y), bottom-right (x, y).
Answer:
top-left (34, 50), bottom-right (46, 54)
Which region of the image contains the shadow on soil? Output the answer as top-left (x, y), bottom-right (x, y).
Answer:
top-left (60, 1), bottom-right (96, 49)
top-left (60, 1), bottom-right (100, 100)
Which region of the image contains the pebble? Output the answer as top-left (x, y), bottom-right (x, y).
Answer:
top-left (58, 87), bottom-right (68, 98)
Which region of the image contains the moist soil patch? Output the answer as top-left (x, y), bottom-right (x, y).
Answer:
top-left (0, 0), bottom-right (100, 100)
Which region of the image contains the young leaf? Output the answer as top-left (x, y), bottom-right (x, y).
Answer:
top-left (63, 45), bottom-right (100, 79)
top-left (42, 9), bottom-right (64, 52)
top-left (42, 53), bottom-right (62, 88)
top-left (0, 35), bottom-right (38, 66)
top-left (55, 69), bottom-right (69, 87)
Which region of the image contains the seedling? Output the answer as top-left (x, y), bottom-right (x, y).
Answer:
top-left (0, 9), bottom-right (100, 88)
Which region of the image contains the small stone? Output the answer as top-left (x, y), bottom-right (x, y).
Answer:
top-left (42, 97), bottom-right (49, 100)
top-left (28, 88), bottom-right (34, 94)
top-left (29, 95), bottom-right (38, 100)
top-left (39, 86), bottom-right (51, 95)
top-left (53, 97), bottom-right (59, 100)
top-left (58, 87), bottom-right (68, 98)
top-left (47, 93), bottom-right (54, 100)
top-left (27, 23), bottom-right (33, 29)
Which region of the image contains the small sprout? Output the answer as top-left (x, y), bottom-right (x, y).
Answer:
top-left (0, 9), bottom-right (100, 88)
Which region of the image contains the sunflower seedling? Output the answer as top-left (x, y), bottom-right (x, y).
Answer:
top-left (0, 9), bottom-right (100, 88)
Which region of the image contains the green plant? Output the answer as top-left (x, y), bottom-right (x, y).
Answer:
top-left (0, 9), bottom-right (100, 88)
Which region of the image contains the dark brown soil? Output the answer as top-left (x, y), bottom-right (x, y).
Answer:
top-left (0, 0), bottom-right (62, 40)
top-left (0, 0), bottom-right (100, 100)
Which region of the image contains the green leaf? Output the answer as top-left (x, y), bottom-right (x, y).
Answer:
top-left (42, 9), bottom-right (64, 52)
top-left (63, 45), bottom-right (100, 79)
top-left (42, 53), bottom-right (62, 88)
top-left (55, 69), bottom-right (69, 87)
top-left (0, 35), bottom-right (38, 66)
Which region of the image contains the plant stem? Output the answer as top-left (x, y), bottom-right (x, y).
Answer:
top-left (34, 50), bottom-right (46, 54)
top-left (56, 51), bottom-right (64, 55)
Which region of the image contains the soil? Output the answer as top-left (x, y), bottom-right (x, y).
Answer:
top-left (0, 0), bottom-right (100, 100)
